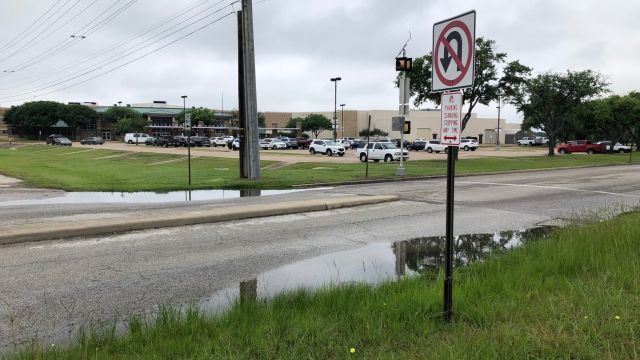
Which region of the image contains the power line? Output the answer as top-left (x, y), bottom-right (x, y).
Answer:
top-left (0, 0), bottom-right (65, 54)
top-left (0, 1), bottom-right (234, 98)
top-left (0, 0), bottom-right (81, 63)
top-left (0, 1), bottom-right (238, 101)
top-left (0, 0), bottom-right (216, 88)
top-left (4, 9), bottom-right (236, 103)
top-left (2, 0), bottom-right (99, 72)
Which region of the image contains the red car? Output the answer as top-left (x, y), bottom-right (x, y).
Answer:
top-left (557, 140), bottom-right (605, 154)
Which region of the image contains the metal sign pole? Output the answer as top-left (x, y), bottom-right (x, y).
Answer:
top-left (366, 115), bottom-right (371, 178)
top-left (444, 145), bottom-right (457, 320)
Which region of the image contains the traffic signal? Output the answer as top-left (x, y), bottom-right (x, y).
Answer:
top-left (403, 120), bottom-right (411, 134)
top-left (395, 57), bottom-right (413, 72)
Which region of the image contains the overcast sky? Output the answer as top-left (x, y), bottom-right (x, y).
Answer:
top-left (0, 0), bottom-right (638, 123)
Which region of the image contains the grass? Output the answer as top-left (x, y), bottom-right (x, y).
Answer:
top-left (8, 211), bottom-right (639, 359)
top-left (0, 145), bottom-right (638, 191)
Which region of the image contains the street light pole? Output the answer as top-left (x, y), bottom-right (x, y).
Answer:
top-left (182, 95), bottom-right (191, 199)
top-left (340, 104), bottom-right (345, 138)
top-left (496, 94), bottom-right (501, 151)
top-left (330, 77), bottom-right (341, 142)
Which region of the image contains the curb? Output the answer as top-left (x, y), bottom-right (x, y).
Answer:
top-left (291, 162), bottom-right (640, 189)
top-left (0, 195), bottom-right (398, 246)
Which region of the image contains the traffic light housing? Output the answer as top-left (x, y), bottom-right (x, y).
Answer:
top-left (403, 120), bottom-right (411, 134)
top-left (395, 57), bottom-right (413, 72)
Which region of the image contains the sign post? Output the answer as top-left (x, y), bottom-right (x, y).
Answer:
top-left (185, 112), bottom-right (192, 200)
top-left (432, 10), bottom-right (475, 322)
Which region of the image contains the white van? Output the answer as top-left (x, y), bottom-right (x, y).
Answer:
top-left (123, 133), bottom-right (151, 144)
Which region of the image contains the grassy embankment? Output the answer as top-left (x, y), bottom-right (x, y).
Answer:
top-left (0, 145), bottom-right (637, 191)
top-left (10, 211), bottom-right (640, 359)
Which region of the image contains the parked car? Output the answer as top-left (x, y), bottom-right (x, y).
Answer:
top-left (123, 133), bottom-right (151, 144)
top-left (145, 137), bottom-right (156, 146)
top-left (424, 140), bottom-right (448, 153)
top-left (557, 140), bottom-right (605, 154)
top-left (408, 141), bottom-right (426, 151)
top-left (231, 138), bottom-right (240, 150)
top-left (174, 135), bottom-right (189, 147)
top-left (460, 138), bottom-right (478, 151)
top-left (79, 136), bottom-right (104, 145)
top-left (189, 136), bottom-right (211, 147)
top-left (46, 134), bottom-right (64, 145)
top-left (212, 136), bottom-right (233, 147)
top-left (517, 137), bottom-right (536, 146)
top-left (350, 140), bottom-right (367, 149)
top-left (278, 137), bottom-right (299, 149)
top-left (296, 137), bottom-right (312, 149)
top-left (260, 138), bottom-right (287, 150)
top-left (308, 139), bottom-right (345, 156)
top-left (596, 141), bottom-right (631, 153)
top-left (392, 139), bottom-right (411, 149)
top-left (339, 139), bottom-right (352, 149)
top-left (154, 136), bottom-right (179, 147)
top-left (52, 137), bottom-right (72, 146)
top-left (356, 142), bottom-right (409, 162)
top-left (533, 136), bottom-right (549, 146)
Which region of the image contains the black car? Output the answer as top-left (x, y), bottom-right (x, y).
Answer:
top-left (408, 141), bottom-right (426, 151)
top-left (155, 136), bottom-right (179, 147)
top-left (393, 139), bottom-right (412, 148)
top-left (350, 140), bottom-right (367, 149)
top-left (189, 136), bottom-right (211, 147)
top-left (174, 136), bottom-right (189, 147)
top-left (80, 137), bottom-right (105, 145)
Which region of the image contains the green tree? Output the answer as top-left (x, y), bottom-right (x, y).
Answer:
top-left (404, 37), bottom-right (531, 131)
top-left (61, 104), bottom-right (99, 138)
top-left (574, 94), bottom-right (640, 147)
top-left (103, 107), bottom-right (142, 124)
top-left (177, 107), bottom-right (216, 126)
top-left (302, 113), bottom-right (332, 138)
top-left (258, 113), bottom-right (266, 128)
top-left (115, 116), bottom-right (148, 134)
top-left (514, 70), bottom-right (609, 156)
top-left (3, 101), bottom-right (66, 138)
top-left (359, 128), bottom-right (388, 137)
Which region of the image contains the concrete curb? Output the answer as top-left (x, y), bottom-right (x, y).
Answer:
top-left (0, 195), bottom-right (398, 246)
top-left (291, 162), bottom-right (640, 188)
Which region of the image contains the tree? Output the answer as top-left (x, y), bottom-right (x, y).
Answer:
top-left (285, 117), bottom-right (304, 129)
top-left (302, 113), bottom-right (332, 138)
top-left (359, 128), bottom-right (388, 137)
top-left (61, 104), bottom-right (99, 138)
top-left (514, 70), bottom-right (609, 156)
top-left (103, 106), bottom-right (142, 124)
top-left (574, 94), bottom-right (640, 149)
top-left (3, 101), bottom-right (66, 138)
top-left (258, 112), bottom-right (266, 128)
top-left (177, 107), bottom-right (216, 126)
top-left (404, 37), bottom-right (531, 132)
top-left (115, 116), bottom-right (148, 134)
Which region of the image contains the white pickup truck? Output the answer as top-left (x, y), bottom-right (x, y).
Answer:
top-left (517, 137), bottom-right (535, 146)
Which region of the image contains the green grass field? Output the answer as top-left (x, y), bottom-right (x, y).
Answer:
top-left (10, 211), bottom-right (639, 359)
top-left (0, 145), bottom-right (637, 191)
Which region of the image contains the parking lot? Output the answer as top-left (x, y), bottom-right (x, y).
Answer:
top-left (81, 141), bottom-right (549, 164)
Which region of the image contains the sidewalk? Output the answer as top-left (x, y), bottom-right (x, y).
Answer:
top-left (0, 195), bottom-right (398, 245)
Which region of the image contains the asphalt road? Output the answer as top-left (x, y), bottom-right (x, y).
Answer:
top-left (1, 165), bottom-right (639, 349)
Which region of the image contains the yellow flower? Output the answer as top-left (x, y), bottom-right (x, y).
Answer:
top-left (615, 315), bottom-right (621, 320)
top-left (350, 347), bottom-right (356, 354)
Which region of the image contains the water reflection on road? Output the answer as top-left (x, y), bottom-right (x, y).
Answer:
top-left (201, 227), bottom-right (554, 313)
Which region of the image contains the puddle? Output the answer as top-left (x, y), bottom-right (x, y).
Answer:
top-left (201, 227), bottom-right (554, 313)
top-left (0, 189), bottom-right (309, 206)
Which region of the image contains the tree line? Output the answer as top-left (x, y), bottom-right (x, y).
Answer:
top-left (406, 37), bottom-right (637, 155)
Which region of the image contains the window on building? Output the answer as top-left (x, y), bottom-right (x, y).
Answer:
top-left (80, 120), bottom-right (97, 131)
top-left (101, 131), bottom-right (111, 140)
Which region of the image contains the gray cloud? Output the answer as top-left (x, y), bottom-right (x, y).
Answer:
top-left (0, 0), bottom-right (638, 125)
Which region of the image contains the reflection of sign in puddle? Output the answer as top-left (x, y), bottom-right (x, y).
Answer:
top-left (201, 227), bottom-right (554, 314)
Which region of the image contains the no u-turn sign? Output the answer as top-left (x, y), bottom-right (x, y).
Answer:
top-left (432, 11), bottom-right (476, 92)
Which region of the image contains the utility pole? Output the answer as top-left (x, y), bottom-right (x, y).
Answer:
top-left (239, 0), bottom-right (260, 180)
top-left (496, 93), bottom-right (501, 151)
top-left (396, 52), bottom-right (411, 177)
top-left (340, 104), bottom-right (345, 138)
top-left (237, 11), bottom-right (246, 178)
top-left (182, 95), bottom-right (191, 200)
top-left (330, 77), bottom-right (341, 142)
